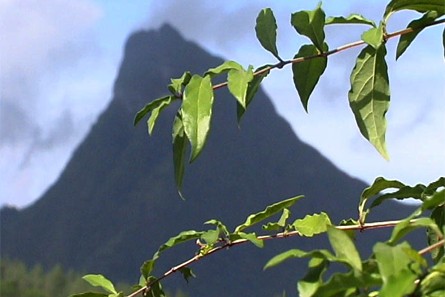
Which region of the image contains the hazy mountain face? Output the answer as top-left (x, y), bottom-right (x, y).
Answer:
top-left (0, 24), bottom-right (416, 296)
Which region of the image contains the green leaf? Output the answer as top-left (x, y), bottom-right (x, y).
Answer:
top-left (291, 3), bottom-right (326, 52)
top-left (421, 269), bottom-right (445, 296)
top-left (423, 188), bottom-right (445, 211)
top-left (141, 230), bottom-right (204, 278)
top-left (428, 203), bottom-right (445, 262)
top-left (200, 229), bottom-right (220, 245)
top-left (204, 219), bottom-right (230, 237)
top-left (292, 212), bottom-right (332, 237)
top-left (374, 242), bottom-right (420, 297)
top-left (384, 0), bottom-right (445, 19)
top-left (263, 208), bottom-right (291, 231)
top-left (205, 61), bottom-right (242, 77)
top-left (82, 275), bottom-right (117, 294)
top-left (237, 232), bottom-right (264, 248)
top-left (179, 267), bottom-right (196, 284)
top-left (134, 96), bottom-right (175, 127)
top-left (182, 74), bottom-right (214, 162)
top-left (172, 115), bottom-right (188, 198)
top-left (297, 258), bottom-right (328, 297)
top-left (292, 43), bottom-right (328, 111)
top-left (255, 8), bottom-right (280, 60)
top-left (235, 195), bottom-right (303, 233)
top-left (327, 226), bottom-right (362, 272)
top-left (228, 65), bottom-right (254, 109)
top-left (348, 45), bottom-right (390, 160)
top-left (396, 11), bottom-right (440, 60)
top-left (147, 96), bottom-right (174, 135)
top-left (361, 23), bottom-right (384, 49)
top-left (237, 65), bottom-right (271, 123)
top-left (168, 71), bottom-right (191, 95)
top-left (325, 14), bottom-right (376, 27)
top-left (144, 277), bottom-right (165, 297)
top-left (264, 249), bottom-right (338, 270)
top-left (389, 217), bottom-right (441, 244)
top-left (70, 293), bottom-right (108, 297)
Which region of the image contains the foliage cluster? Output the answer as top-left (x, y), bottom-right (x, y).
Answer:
top-left (73, 1), bottom-right (444, 297)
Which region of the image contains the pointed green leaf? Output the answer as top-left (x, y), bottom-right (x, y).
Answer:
top-left (204, 219), bottom-right (230, 237)
top-left (291, 3), bottom-right (326, 52)
top-left (292, 43), bottom-right (328, 111)
top-left (70, 293), bottom-right (108, 297)
top-left (389, 217), bottom-right (441, 244)
top-left (237, 65), bottom-right (271, 123)
top-left (370, 183), bottom-right (426, 208)
top-left (82, 275), bottom-right (117, 294)
top-left (325, 14), bottom-right (376, 27)
top-left (428, 200), bottom-right (445, 263)
top-left (423, 189), bottom-right (445, 211)
top-left (228, 65), bottom-right (254, 109)
top-left (148, 96), bottom-right (174, 135)
top-left (293, 212), bottom-right (332, 237)
top-left (200, 229), bottom-right (220, 245)
top-left (374, 242), bottom-right (419, 297)
top-left (182, 75), bottom-right (214, 162)
top-left (361, 23), bottom-right (384, 49)
top-left (238, 232), bottom-right (264, 248)
top-left (264, 249), bottom-right (337, 270)
top-left (172, 115), bottom-right (188, 198)
top-left (134, 96), bottom-right (174, 126)
top-left (179, 267), bottom-right (196, 284)
top-left (327, 226), bottom-right (362, 272)
top-left (348, 45), bottom-right (390, 160)
top-left (297, 258), bottom-right (329, 297)
top-left (255, 8), bottom-right (280, 60)
top-left (168, 71), bottom-right (191, 95)
top-left (205, 61), bottom-right (242, 77)
top-left (235, 195), bottom-right (303, 233)
top-left (397, 11), bottom-right (440, 60)
top-left (384, 0), bottom-right (445, 19)
top-left (263, 208), bottom-right (291, 231)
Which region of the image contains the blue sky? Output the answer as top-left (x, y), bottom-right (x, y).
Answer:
top-left (1, 0), bottom-right (444, 208)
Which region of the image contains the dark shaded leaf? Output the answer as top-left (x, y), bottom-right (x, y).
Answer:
top-left (179, 267), bottom-right (196, 284)
top-left (348, 45), bottom-right (390, 160)
top-left (70, 293), bottom-right (108, 297)
top-left (172, 115), bottom-right (188, 198)
top-left (255, 8), bottom-right (280, 60)
top-left (297, 258), bottom-right (328, 297)
top-left (292, 43), bottom-right (328, 111)
top-left (291, 3), bottom-right (326, 51)
top-left (396, 11), bottom-right (440, 60)
top-left (134, 96), bottom-right (174, 127)
top-left (384, 0), bottom-right (445, 19)
top-left (264, 249), bottom-right (338, 270)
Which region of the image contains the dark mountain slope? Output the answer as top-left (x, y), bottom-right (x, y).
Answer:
top-left (1, 24), bottom-right (416, 296)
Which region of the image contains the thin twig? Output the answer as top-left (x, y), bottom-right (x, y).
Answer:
top-left (419, 238), bottom-right (445, 256)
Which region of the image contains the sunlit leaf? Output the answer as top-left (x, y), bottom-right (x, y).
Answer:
top-left (293, 212), bottom-right (331, 237)
top-left (422, 188), bottom-right (445, 211)
top-left (389, 217), bottom-right (441, 244)
top-left (255, 8), bottom-right (280, 60)
top-left (147, 96), bottom-right (174, 135)
top-left (361, 24), bottom-right (384, 49)
top-left (204, 219), bottom-right (230, 237)
top-left (182, 75), bottom-right (214, 162)
top-left (172, 115), bottom-right (188, 198)
top-left (327, 226), bottom-right (362, 272)
top-left (82, 274), bottom-right (117, 294)
top-left (420, 269), bottom-right (445, 296)
top-left (264, 249), bottom-right (337, 270)
top-left (263, 208), bottom-right (291, 231)
top-left (325, 14), bottom-right (376, 27)
top-left (292, 43), bottom-right (328, 111)
top-left (228, 65), bottom-right (254, 109)
top-left (291, 3), bottom-right (326, 51)
top-left (396, 11), bottom-right (440, 60)
top-left (205, 61), bottom-right (242, 77)
top-left (200, 229), bottom-right (220, 245)
top-left (348, 45), bottom-right (390, 160)
top-left (237, 232), bottom-right (264, 248)
top-left (374, 241), bottom-right (420, 297)
top-left (237, 65), bottom-right (271, 123)
top-left (384, 0), bottom-right (445, 19)
top-left (235, 196), bottom-right (303, 233)
top-left (134, 96), bottom-right (174, 127)
top-left (168, 71), bottom-right (191, 95)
